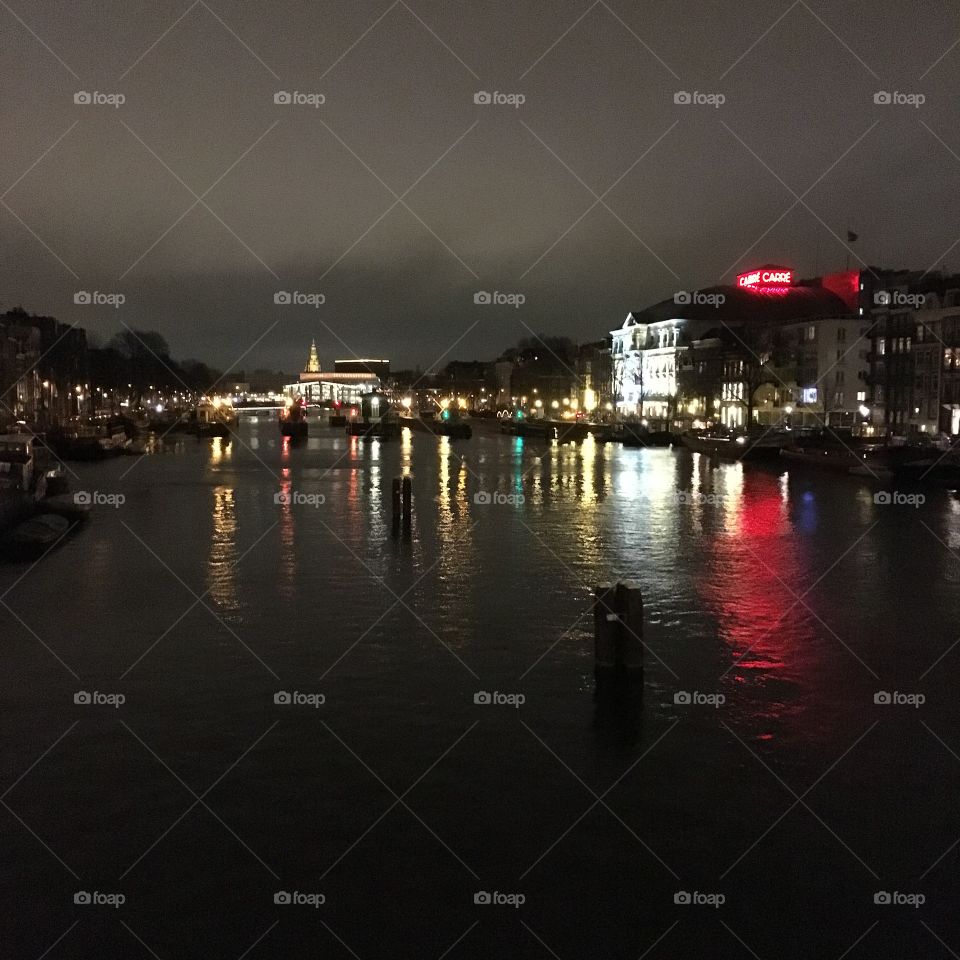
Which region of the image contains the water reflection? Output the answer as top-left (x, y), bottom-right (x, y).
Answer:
top-left (207, 485), bottom-right (239, 611)
top-left (697, 469), bottom-right (817, 703)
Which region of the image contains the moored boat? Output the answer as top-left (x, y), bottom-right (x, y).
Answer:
top-left (401, 413), bottom-right (472, 439)
top-left (279, 399), bottom-right (309, 439)
top-left (1, 513), bottom-right (70, 561)
top-left (681, 427), bottom-right (791, 460)
top-left (188, 398), bottom-right (237, 438)
top-left (41, 494), bottom-right (92, 524)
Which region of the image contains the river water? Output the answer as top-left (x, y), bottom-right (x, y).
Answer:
top-left (2, 415), bottom-right (958, 958)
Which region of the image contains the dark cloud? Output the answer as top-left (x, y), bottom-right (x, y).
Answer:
top-left (2, 0), bottom-right (959, 369)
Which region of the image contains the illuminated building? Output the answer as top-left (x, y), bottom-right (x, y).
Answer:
top-left (867, 276), bottom-right (960, 435)
top-left (285, 343), bottom-right (385, 405)
top-left (610, 267), bottom-right (862, 429)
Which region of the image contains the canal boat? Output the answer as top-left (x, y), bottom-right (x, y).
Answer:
top-left (681, 427), bottom-right (791, 460)
top-left (1, 513), bottom-right (70, 561)
top-left (188, 399), bottom-right (237, 438)
top-left (279, 399), bottom-right (309, 439)
top-left (499, 416), bottom-right (590, 442)
top-left (41, 494), bottom-right (92, 524)
top-left (346, 391), bottom-right (400, 439)
top-left (48, 425), bottom-right (123, 461)
top-left (0, 435), bottom-right (38, 532)
top-left (401, 412), bottom-right (472, 439)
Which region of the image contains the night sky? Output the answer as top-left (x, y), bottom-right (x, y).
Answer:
top-left (2, 0), bottom-right (959, 371)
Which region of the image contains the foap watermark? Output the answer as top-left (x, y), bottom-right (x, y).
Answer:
top-left (274, 290), bottom-right (325, 307)
top-left (874, 890), bottom-right (925, 907)
top-left (474, 290), bottom-right (525, 308)
top-left (674, 490), bottom-right (727, 506)
top-left (74, 690), bottom-right (125, 708)
top-left (674, 691), bottom-right (725, 708)
top-left (274, 90), bottom-right (325, 108)
top-left (674, 90), bottom-right (725, 108)
top-left (74, 290), bottom-right (124, 308)
top-left (874, 90), bottom-right (925, 108)
top-left (74, 90), bottom-right (125, 108)
top-left (874, 690), bottom-right (925, 708)
top-left (474, 90), bottom-right (525, 108)
top-left (75, 491), bottom-right (125, 508)
top-left (274, 690), bottom-right (326, 708)
top-left (74, 890), bottom-right (125, 907)
top-left (274, 491), bottom-right (326, 508)
top-left (474, 890), bottom-right (525, 907)
top-left (674, 290), bottom-right (725, 308)
top-left (874, 491), bottom-right (924, 508)
top-left (473, 491), bottom-right (525, 507)
top-left (874, 290), bottom-right (925, 308)
top-left (274, 890), bottom-right (325, 907)
top-left (474, 690), bottom-right (525, 708)
top-left (674, 890), bottom-right (725, 908)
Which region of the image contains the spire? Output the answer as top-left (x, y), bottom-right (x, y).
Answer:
top-left (306, 339), bottom-right (320, 373)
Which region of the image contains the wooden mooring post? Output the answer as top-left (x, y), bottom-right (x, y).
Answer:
top-left (392, 476), bottom-right (412, 539)
top-left (593, 580), bottom-right (644, 696)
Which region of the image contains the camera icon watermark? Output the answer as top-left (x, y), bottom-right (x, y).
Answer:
top-left (74, 490), bottom-right (125, 508)
top-left (474, 890), bottom-right (525, 907)
top-left (274, 490), bottom-right (325, 507)
top-left (274, 90), bottom-right (325, 107)
top-left (674, 890), bottom-right (724, 907)
top-left (874, 890), bottom-right (924, 907)
top-left (473, 290), bottom-right (525, 308)
top-left (873, 290), bottom-right (925, 307)
top-left (74, 890), bottom-right (125, 907)
top-left (274, 290), bottom-right (325, 307)
top-left (673, 690), bottom-right (725, 708)
top-left (274, 690), bottom-right (325, 707)
top-left (674, 90), bottom-right (725, 108)
top-left (274, 890), bottom-right (325, 907)
top-left (473, 490), bottom-right (524, 506)
top-left (473, 90), bottom-right (525, 108)
top-left (74, 291), bottom-right (125, 308)
top-left (74, 90), bottom-right (125, 107)
top-left (874, 491), bottom-right (924, 508)
top-left (674, 290), bottom-right (725, 308)
top-left (474, 690), bottom-right (525, 708)
top-left (873, 690), bottom-right (925, 708)
top-left (873, 90), bottom-right (924, 108)
top-left (74, 690), bottom-right (125, 708)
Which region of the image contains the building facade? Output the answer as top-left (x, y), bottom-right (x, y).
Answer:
top-left (610, 267), bottom-right (860, 431)
top-left (286, 342), bottom-right (383, 405)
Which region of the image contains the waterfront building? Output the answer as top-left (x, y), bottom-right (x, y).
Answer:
top-left (610, 266), bottom-right (857, 430)
top-left (0, 308), bottom-right (90, 428)
top-left (334, 358), bottom-right (390, 378)
top-left (285, 342), bottom-right (384, 404)
top-left (575, 339), bottom-right (613, 418)
top-left (772, 317), bottom-right (872, 428)
top-left (867, 279), bottom-right (960, 436)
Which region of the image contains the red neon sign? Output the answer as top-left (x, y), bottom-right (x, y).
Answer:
top-left (737, 268), bottom-right (793, 289)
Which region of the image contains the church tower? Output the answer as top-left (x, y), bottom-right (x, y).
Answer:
top-left (305, 339), bottom-right (320, 373)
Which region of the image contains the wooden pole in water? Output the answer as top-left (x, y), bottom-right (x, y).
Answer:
top-left (615, 580), bottom-right (644, 677)
top-left (593, 580), bottom-right (644, 695)
top-left (594, 582), bottom-right (617, 676)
